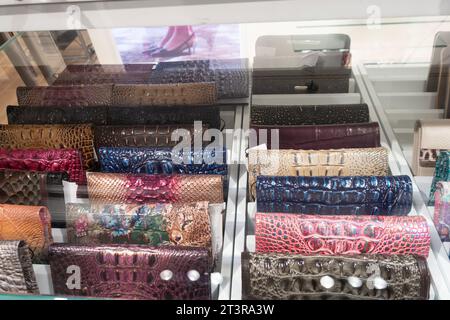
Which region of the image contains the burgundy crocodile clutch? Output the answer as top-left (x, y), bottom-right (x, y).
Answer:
top-left (255, 213), bottom-right (430, 257)
top-left (87, 172), bottom-right (224, 205)
top-left (48, 244), bottom-right (211, 300)
top-left (251, 122), bottom-right (380, 149)
top-left (0, 148), bottom-right (86, 185)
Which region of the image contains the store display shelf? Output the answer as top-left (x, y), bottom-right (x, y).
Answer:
top-left (357, 62), bottom-right (450, 299)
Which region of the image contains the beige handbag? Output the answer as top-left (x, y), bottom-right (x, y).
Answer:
top-left (413, 119), bottom-right (450, 176)
top-left (248, 147), bottom-right (389, 199)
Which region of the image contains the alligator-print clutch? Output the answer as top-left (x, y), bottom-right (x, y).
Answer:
top-left (48, 244), bottom-right (211, 299)
top-left (241, 252), bottom-right (430, 300)
top-left (255, 213), bottom-right (430, 257)
top-left (256, 175), bottom-right (412, 216)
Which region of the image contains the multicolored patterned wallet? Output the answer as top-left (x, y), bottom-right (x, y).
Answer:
top-left (255, 213), bottom-right (430, 257)
top-left (434, 181), bottom-right (450, 241)
top-left (429, 151), bottom-right (450, 205)
top-left (66, 202), bottom-right (211, 248)
top-left (256, 175), bottom-right (413, 216)
top-left (98, 147), bottom-right (227, 176)
top-left (49, 244), bottom-right (211, 299)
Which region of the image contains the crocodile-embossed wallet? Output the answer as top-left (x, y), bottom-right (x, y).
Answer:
top-left (0, 124), bottom-right (95, 171)
top-left (0, 240), bottom-right (39, 295)
top-left (94, 125), bottom-right (207, 150)
top-left (0, 169), bottom-right (68, 228)
top-left (48, 244), bottom-right (211, 299)
top-left (255, 213), bottom-right (430, 257)
top-left (256, 175), bottom-right (412, 215)
top-left (250, 104), bottom-right (370, 126)
top-left (434, 181), bottom-right (450, 241)
top-left (413, 119), bottom-right (450, 176)
top-left (98, 147), bottom-right (227, 176)
top-left (87, 172), bottom-right (224, 205)
top-left (0, 148), bottom-right (86, 185)
top-left (428, 151), bottom-right (450, 205)
top-left (241, 252), bottom-right (430, 300)
top-left (248, 147), bottom-right (389, 198)
top-left (66, 202), bottom-right (211, 248)
top-left (251, 122), bottom-right (380, 149)
top-left (17, 85), bottom-right (113, 107)
top-left (149, 58), bottom-right (250, 99)
top-left (111, 82), bottom-right (217, 106)
top-left (7, 105), bottom-right (109, 125)
top-left (0, 204), bottom-right (53, 263)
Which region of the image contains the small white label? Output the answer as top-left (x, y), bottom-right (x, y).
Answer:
top-left (66, 265), bottom-right (81, 290)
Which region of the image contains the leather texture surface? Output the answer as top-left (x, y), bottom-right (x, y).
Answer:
top-left (0, 148), bottom-right (86, 185)
top-left (248, 148), bottom-right (389, 199)
top-left (49, 244), bottom-right (211, 300)
top-left (255, 213), bottom-right (430, 257)
top-left (0, 124), bottom-right (95, 171)
top-left (17, 85), bottom-right (112, 107)
top-left (87, 172), bottom-right (224, 205)
top-left (242, 252), bottom-right (430, 300)
top-left (64, 64), bottom-right (155, 73)
top-left (434, 181), bottom-right (450, 241)
top-left (98, 147), bottom-right (227, 176)
top-left (149, 59), bottom-right (250, 99)
top-left (7, 105), bottom-right (109, 125)
top-left (112, 83), bottom-right (217, 106)
top-left (0, 240), bottom-right (39, 295)
top-left (256, 175), bottom-right (412, 216)
top-left (251, 122), bottom-right (380, 149)
top-left (429, 151), bottom-right (450, 205)
top-left (250, 104), bottom-right (370, 125)
top-left (412, 119), bottom-right (450, 175)
top-left (66, 202), bottom-right (211, 248)
top-left (0, 204), bottom-right (53, 263)
top-left (94, 125), bottom-right (206, 149)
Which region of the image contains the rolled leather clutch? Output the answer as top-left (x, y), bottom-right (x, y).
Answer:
top-left (94, 125), bottom-right (206, 150)
top-left (241, 252), bottom-right (430, 300)
top-left (87, 172), bottom-right (224, 205)
top-left (412, 119), bottom-right (450, 176)
top-left (17, 85), bottom-right (113, 107)
top-left (98, 147), bottom-right (227, 176)
top-left (66, 202), bottom-right (211, 248)
top-left (0, 240), bottom-right (39, 295)
top-left (48, 244), bottom-right (211, 299)
top-left (0, 169), bottom-right (68, 228)
top-left (256, 175), bottom-right (413, 216)
top-left (250, 104), bottom-right (370, 126)
top-left (248, 147), bottom-right (388, 198)
top-left (434, 181), bottom-right (450, 241)
top-left (0, 124), bottom-right (95, 171)
top-left (250, 122), bottom-right (380, 149)
top-left (111, 82), bottom-right (217, 106)
top-left (0, 148), bottom-right (86, 185)
top-left (255, 213), bottom-right (430, 257)
top-left (428, 151), bottom-right (450, 205)
top-left (0, 204), bottom-right (53, 263)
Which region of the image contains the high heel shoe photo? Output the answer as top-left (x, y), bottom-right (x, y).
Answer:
top-left (151, 32), bottom-right (196, 58)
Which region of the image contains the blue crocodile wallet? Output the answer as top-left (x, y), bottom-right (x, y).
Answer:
top-left (256, 175), bottom-right (413, 215)
top-left (98, 147), bottom-right (228, 176)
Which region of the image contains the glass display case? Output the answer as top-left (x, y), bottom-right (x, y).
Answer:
top-left (0, 0), bottom-right (449, 301)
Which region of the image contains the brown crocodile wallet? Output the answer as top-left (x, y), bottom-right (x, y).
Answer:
top-left (49, 244), bottom-right (211, 299)
top-left (94, 124), bottom-right (206, 149)
top-left (17, 85), bottom-right (113, 107)
top-left (0, 240), bottom-right (39, 295)
top-left (0, 124), bottom-right (95, 170)
top-left (87, 172), bottom-right (224, 205)
top-left (66, 202), bottom-right (212, 248)
top-left (0, 204), bottom-right (53, 263)
top-left (111, 82), bottom-right (217, 106)
top-left (248, 147), bottom-right (389, 198)
top-left (241, 252), bottom-right (430, 300)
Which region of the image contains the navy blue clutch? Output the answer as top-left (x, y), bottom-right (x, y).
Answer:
top-left (98, 147), bottom-right (228, 176)
top-left (256, 175), bottom-right (413, 215)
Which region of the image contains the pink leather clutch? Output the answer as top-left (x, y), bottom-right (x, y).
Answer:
top-left (255, 213), bottom-right (430, 257)
top-left (0, 149), bottom-right (86, 185)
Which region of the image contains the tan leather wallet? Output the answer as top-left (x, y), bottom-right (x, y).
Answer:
top-left (412, 119), bottom-right (450, 176)
top-left (248, 147), bottom-right (389, 198)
